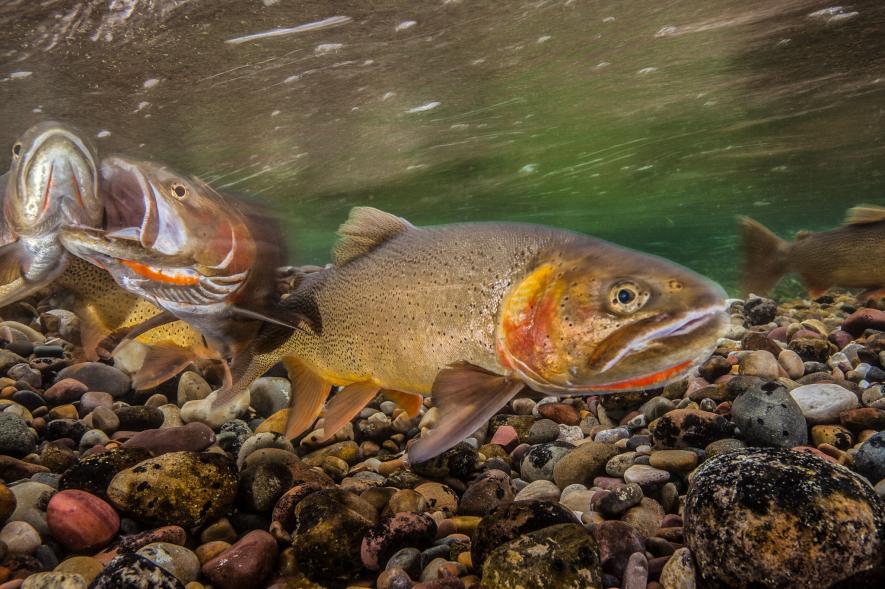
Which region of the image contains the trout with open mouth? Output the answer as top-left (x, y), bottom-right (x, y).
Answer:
top-left (59, 156), bottom-right (306, 388)
top-left (224, 207), bottom-right (729, 463)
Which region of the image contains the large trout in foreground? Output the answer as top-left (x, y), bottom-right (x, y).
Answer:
top-left (229, 207), bottom-right (729, 462)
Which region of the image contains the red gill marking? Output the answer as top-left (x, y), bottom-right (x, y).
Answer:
top-left (121, 259), bottom-right (199, 286)
top-left (40, 162), bottom-right (54, 215)
top-left (590, 358), bottom-right (694, 391)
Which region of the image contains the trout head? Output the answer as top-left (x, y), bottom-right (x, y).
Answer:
top-left (4, 122), bottom-right (99, 281)
top-left (497, 239), bottom-right (727, 394)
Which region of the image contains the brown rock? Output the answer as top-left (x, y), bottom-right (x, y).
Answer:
top-left (201, 530), bottom-right (277, 589)
top-left (537, 403), bottom-right (580, 426)
top-left (842, 308), bottom-right (885, 337)
top-left (47, 490), bottom-right (120, 552)
top-left (122, 422), bottom-right (214, 455)
top-left (840, 407), bottom-right (885, 430)
top-left (552, 442), bottom-right (619, 488)
top-left (650, 409), bottom-right (734, 449)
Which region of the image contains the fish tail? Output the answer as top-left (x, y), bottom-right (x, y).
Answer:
top-left (738, 216), bottom-right (790, 297)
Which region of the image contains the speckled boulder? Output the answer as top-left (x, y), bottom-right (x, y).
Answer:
top-left (472, 500), bottom-right (579, 571)
top-left (520, 441), bottom-right (574, 482)
top-left (651, 409), bottom-right (734, 449)
top-left (361, 512), bottom-right (437, 570)
top-left (684, 447), bottom-right (885, 588)
top-left (89, 552), bottom-right (184, 588)
top-left (730, 379), bottom-right (807, 448)
top-left (106, 451), bottom-right (237, 528)
top-left (59, 447), bottom-right (152, 499)
top-left (481, 523), bottom-right (602, 589)
top-left (410, 442), bottom-right (477, 479)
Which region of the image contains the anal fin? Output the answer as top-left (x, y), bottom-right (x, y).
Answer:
top-left (282, 356), bottom-right (333, 440)
top-left (407, 362), bottom-right (523, 464)
top-left (383, 390), bottom-right (424, 417)
top-left (319, 381), bottom-right (380, 442)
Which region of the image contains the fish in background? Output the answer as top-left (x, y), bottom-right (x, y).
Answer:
top-left (226, 207), bottom-right (729, 463)
top-left (740, 205), bottom-right (885, 300)
top-left (0, 121), bottom-right (100, 304)
top-left (59, 156), bottom-right (310, 389)
top-left (0, 122), bottom-right (205, 365)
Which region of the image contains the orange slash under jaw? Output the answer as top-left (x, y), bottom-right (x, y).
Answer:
top-left (121, 259), bottom-right (199, 286)
top-left (588, 358), bottom-right (694, 391)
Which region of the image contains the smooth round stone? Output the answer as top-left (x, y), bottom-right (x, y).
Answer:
top-left (0, 482), bottom-right (16, 523)
top-left (526, 420), bottom-right (559, 444)
top-left (854, 431), bottom-right (885, 483)
top-left (552, 442), bottom-right (618, 488)
top-left (55, 363), bottom-right (131, 398)
top-left (0, 412), bottom-right (37, 456)
top-left (789, 384), bottom-right (859, 424)
top-left (79, 391), bottom-right (114, 414)
top-left (685, 447), bottom-right (885, 589)
top-left (92, 406), bottom-right (120, 433)
top-left (0, 520), bottom-right (41, 554)
top-left (649, 450), bottom-right (698, 472)
top-left (386, 489), bottom-right (425, 514)
top-left (249, 377), bottom-right (290, 418)
top-left (623, 465), bottom-right (670, 487)
top-left (43, 379), bottom-right (88, 405)
top-left (181, 390), bottom-right (249, 429)
top-left (414, 482), bottom-right (458, 516)
top-left (520, 442), bottom-right (573, 482)
top-left (513, 480), bottom-right (561, 502)
top-left (386, 547), bottom-right (421, 578)
top-left (137, 542), bottom-right (200, 584)
top-left (201, 530), bottom-right (278, 589)
top-left (810, 425), bottom-right (853, 449)
top-left (10, 481), bottom-right (55, 535)
top-left (594, 483), bottom-right (643, 517)
top-left (47, 490), bottom-right (119, 552)
top-left (739, 350), bottom-right (780, 380)
top-left (592, 520), bottom-right (646, 578)
top-left (458, 470), bottom-right (514, 516)
top-left (237, 433), bottom-right (295, 468)
top-left (559, 489), bottom-right (595, 513)
top-left (594, 427), bottom-right (630, 444)
top-left (177, 372), bottom-right (212, 406)
top-left (778, 349), bottom-right (805, 380)
top-left (659, 547), bottom-right (697, 589)
top-left (731, 380), bottom-right (808, 448)
top-left (54, 556), bottom-right (104, 584)
top-left (650, 409), bottom-right (733, 448)
top-left (123, 422), bottom-right (215, 455)
top-left (605, 451), bottom-right (636, 477)
top-left (21, 572), bottom-right (88, 589)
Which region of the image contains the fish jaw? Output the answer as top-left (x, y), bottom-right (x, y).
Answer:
top-left (7, 122), bottom-right (99, 236)
top-left (497, 244), bottom-right (729, 395)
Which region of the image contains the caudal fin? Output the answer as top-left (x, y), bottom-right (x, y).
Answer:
top-left (738, 216), bottom-right (790, 297)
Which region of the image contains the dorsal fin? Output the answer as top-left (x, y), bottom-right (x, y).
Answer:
top-left (843, 204), bottom-right (885, 226)
top-left (332, 207), bottom-right (413, 265)
top-left (795, 230), bottom-right (813, 240)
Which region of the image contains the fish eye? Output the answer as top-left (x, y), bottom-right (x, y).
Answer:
top-left (170, 183), bottom-right (188, 199)
top-left (11, 143), bottom-right (21, 158)
top-left (608, 280), bottom-right (649, 314)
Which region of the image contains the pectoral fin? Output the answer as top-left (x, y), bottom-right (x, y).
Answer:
top-left (383, 390), bottom-right (424, 417)
top-left (844, 205), bottom-right (885, 225)
top-left (407, 362), bottom-right (523, 465)
top-left (133, 342), bottom-right (200, 390)
top-left (110, 310), bottom-right (179, 356)
top-left (282, 357), bottom-right (333, 440)
top-left (319, 381), bottom-right (381, 442)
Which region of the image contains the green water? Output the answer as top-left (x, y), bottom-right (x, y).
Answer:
top-left (3, 0), bottom-right (885, 294)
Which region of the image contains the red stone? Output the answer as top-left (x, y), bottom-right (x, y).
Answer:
top-left (842, 308), bottom-right (885, 337)
top-left (840, 407), bottom-right (885, 431)
top-left (489, 426), bottom-right (519, 450)
top-left (47, 490), bottom-right (119, 551)
top-left (537, 402), bottom-right (581, 425)
top-left (201, 530), bottom-right (277, 589)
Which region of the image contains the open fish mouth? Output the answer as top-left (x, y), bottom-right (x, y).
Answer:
top-left (59, 225), bottom-right (194, 269)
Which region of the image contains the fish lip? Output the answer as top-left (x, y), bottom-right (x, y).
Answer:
top-left (59, 224), bottom-right (192, 268)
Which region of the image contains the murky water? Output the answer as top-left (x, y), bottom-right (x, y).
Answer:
top-left (2, 0), bottom-right (885, 294)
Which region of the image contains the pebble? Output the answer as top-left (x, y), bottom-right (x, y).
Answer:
top-left (0, 521), bottom-right (41, 555)
top-left (123, 422), bottom-right (215, 455)
top-left (176, 372), bottom-right (212, 406)
top-left (854, 431), bottom-right (885, 483)
top-left (594, 482), bottom-right (642, 516)
top-left (650, 409), bottom-right (733, 448)
top-left (513, 479), bottom-right (561, 502)
top-left (738, 350), bottom-right (780, 380)
top-left (593, 520), bottom-right (645, 578)
top-left (648, 450), bottom-right (698, 472)
top-left (47, 490), bottom-right (119, 552)
top-left (89, 552), bottom-right (184, 588)
top-left (21, 572), bottom-right (88, 589)
top-left (136, 543), bottom-right (200, 584)
top-left (248, 377), bottom-right (290, 418)
top-left (789, 383), bottom-right (859, 424)
top-left (659, 547), bottom-right (697, 589)
top-left (623, 464), bottom-right (670, 487)
top-left (180, 390), bottom-right (249, 429)
top-left (201, 530), bottom-right (277, 589)
top-left (0, 413), bottom-right (36, 457)
top-left (361, 512), bottom-right (437, 570)
top-left (552, 442), bottom-right (618, 488)
top-left (55, 363), bottom-right (131, 398)
top-left (10, 481), bottom-right (55, 535)
top-left (520, 441), bottom-right (572, 482)
top-left (731, 379), bottom-right (808, 447)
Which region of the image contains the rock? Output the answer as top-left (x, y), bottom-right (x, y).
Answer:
top-left (520, 442), bottom-right (573, 482)
top-left (622, 497), bottom-right (664, 538)
top-left (79, 391), bottom-right (114, 415)
top-left (410, 442), bottom-right (477, 479)
top-left (9, 481), bottom-right (55, 535)
top-left (778, 350), bottom-right (805, 380)
top-left (623, 464), bottom-right (670, 487)
top-left (414, 482), bottom-right (458, 516)
top-left (789, 383), bottom-right (859, 424)
top-left (176, 372), bottom-right (211, 406)
top-left (650, 409), bottom-right (733, 449)
top-left (854, 431), bottom-right (885, 483)
top-left (743, 297), bottom-right (777, 325)
top-left (136, 543), bottom-right (200, 584)
top-left (684, 447), bottom-right (885, 589)
top-left (0, 520), bottom-right (41, 555)
top-left (115, 525), bottom-right (187, 554)
top-left (249, 377), bottom-right (290, 418)
top-left (89, 553), bottom-right (185, 588)
top-left (92, 406), bottom-right (120, 433)
top-left (361, 512), bottom-right (437, 570)
top-left (698, 356), bottom-right (731, 382)
top-left (738, 350), bottom-right (780, 380)
top-left (789, 337), bottom-right (832, 363)
top-left (481, 523), bottom-right (601, 589)
top-left (458, 470), bottom-right (513, 516)
top-left (123, 422), bottom-right (215, 455)
top-left (0, 413), bottom-right (36, 457)
top-left (58, 447), bottom-right (152, 499)
top-left (810, 424), bottom-right (853, 449)
top-left (290, 489), bottom-right (375, 580)
top-left (201, 530), bottom-right (277, 589)
top-left (472, 500), bottom-right (578, 571)
top-left (514, 480), bottom-right (561, 502)
top-left (537, 403), bottom-right (580, 425)
top-left (622, 552), bottom-right (648, 589)
top-left (659, 547), bottom-right (697, 589)
top-left (592, 520), bottom-right (646, 578)
top-left (54, 556), bottom-right (103, 583)
top-left (731, 379), bottom-right (808, 447)
top-left (0, 482), bottom-right (15, 523)
top-left (489, 425), bottom-right (520, 449)
top-left (21, 572), bottom-right (88, 589)
top-left (526, 420), bottom-right (559, 444)
top-left (47, 490), bottom-right (119, 551)
top-left (55, 363), bottom-right (131, 398)
top-left (594, 483), bottom-right (642, 516)
top-left (43, 379), bottom-right (88, 405)
top-left (648, 450), bottom-right (698, 472)
top-left (842, 308), bottom-right (885, 337)
top-left (180, 390), bottom-right (249, 429)
top-left (107, 451), bottom-right (238, 527)
top-left (552, 442), bottom-right (618, 488)
top-left (840, 407), bottom-right (885, 430)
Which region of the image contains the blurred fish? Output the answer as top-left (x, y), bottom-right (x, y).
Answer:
top-left (59, 156), bottom-right (306, 387)
top-left (740, 205), bottom-right (885, 299)
top-left (228, 207), bottom-right (728, 462)
top-left (0, 121), bottom-right (100, 305)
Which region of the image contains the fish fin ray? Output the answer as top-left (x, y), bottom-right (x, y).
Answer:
top-left (332, 207), bottom-right (413, 265)
top-left (230, 304), bottom-right (318, 335)
top-left (320, 381), bottom-right (380, 441)
top-left (133, 342), bottom-right (200, 390)
top-left (843, 205), bottom-right (885, 226)
top-left (282, 357), bottom-right (333, 439)
top-left (383, 390), bottom-right (424, 417)
top-left (110, 310), bottom-right (178, 355)
top-left (407, 362), bottom-right (523, 464)
top-left (738, 216), bottom-right (790, 297)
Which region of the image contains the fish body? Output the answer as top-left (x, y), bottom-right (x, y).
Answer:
top-left (232, 207), bottom-right (728, 461)
top-left (740, 205), bottom-right (885, 298)
top-left (0, 122), bottom-right (100, 304)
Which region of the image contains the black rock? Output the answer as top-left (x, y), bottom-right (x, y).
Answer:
top-left (0, 412), bottom-right (36, 456)
top-left (44, 419), bottom-right (88, 443)
top-left (854, 431), bottom-right (885, 483)
top-left (59, 447), bottom-right (152, 499)
top-left (731, 379), bottom-right (808, 448)
top-left (410, 442), bottom-right (477, 479)
top-left (114, 406), bottom-right (164, 431)
top-left (744, 297), bottom-right (778, 326)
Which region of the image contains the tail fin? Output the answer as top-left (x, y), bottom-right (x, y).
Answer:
top-left (738, 216), bottom-right (790, 297)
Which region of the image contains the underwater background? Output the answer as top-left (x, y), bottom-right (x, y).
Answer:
top-left (2, 0), bottom-right (885, 294)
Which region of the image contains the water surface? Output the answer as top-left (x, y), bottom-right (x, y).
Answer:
top-left (2, 0), bottom-right (885, 294)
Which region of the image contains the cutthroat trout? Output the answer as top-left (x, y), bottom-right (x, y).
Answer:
top-left (740, 205), bottom-right (885, 299)
top-left (60, 156), bottom-right (306, 388)
top-left (226, 207), bottom-right (728, 462)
